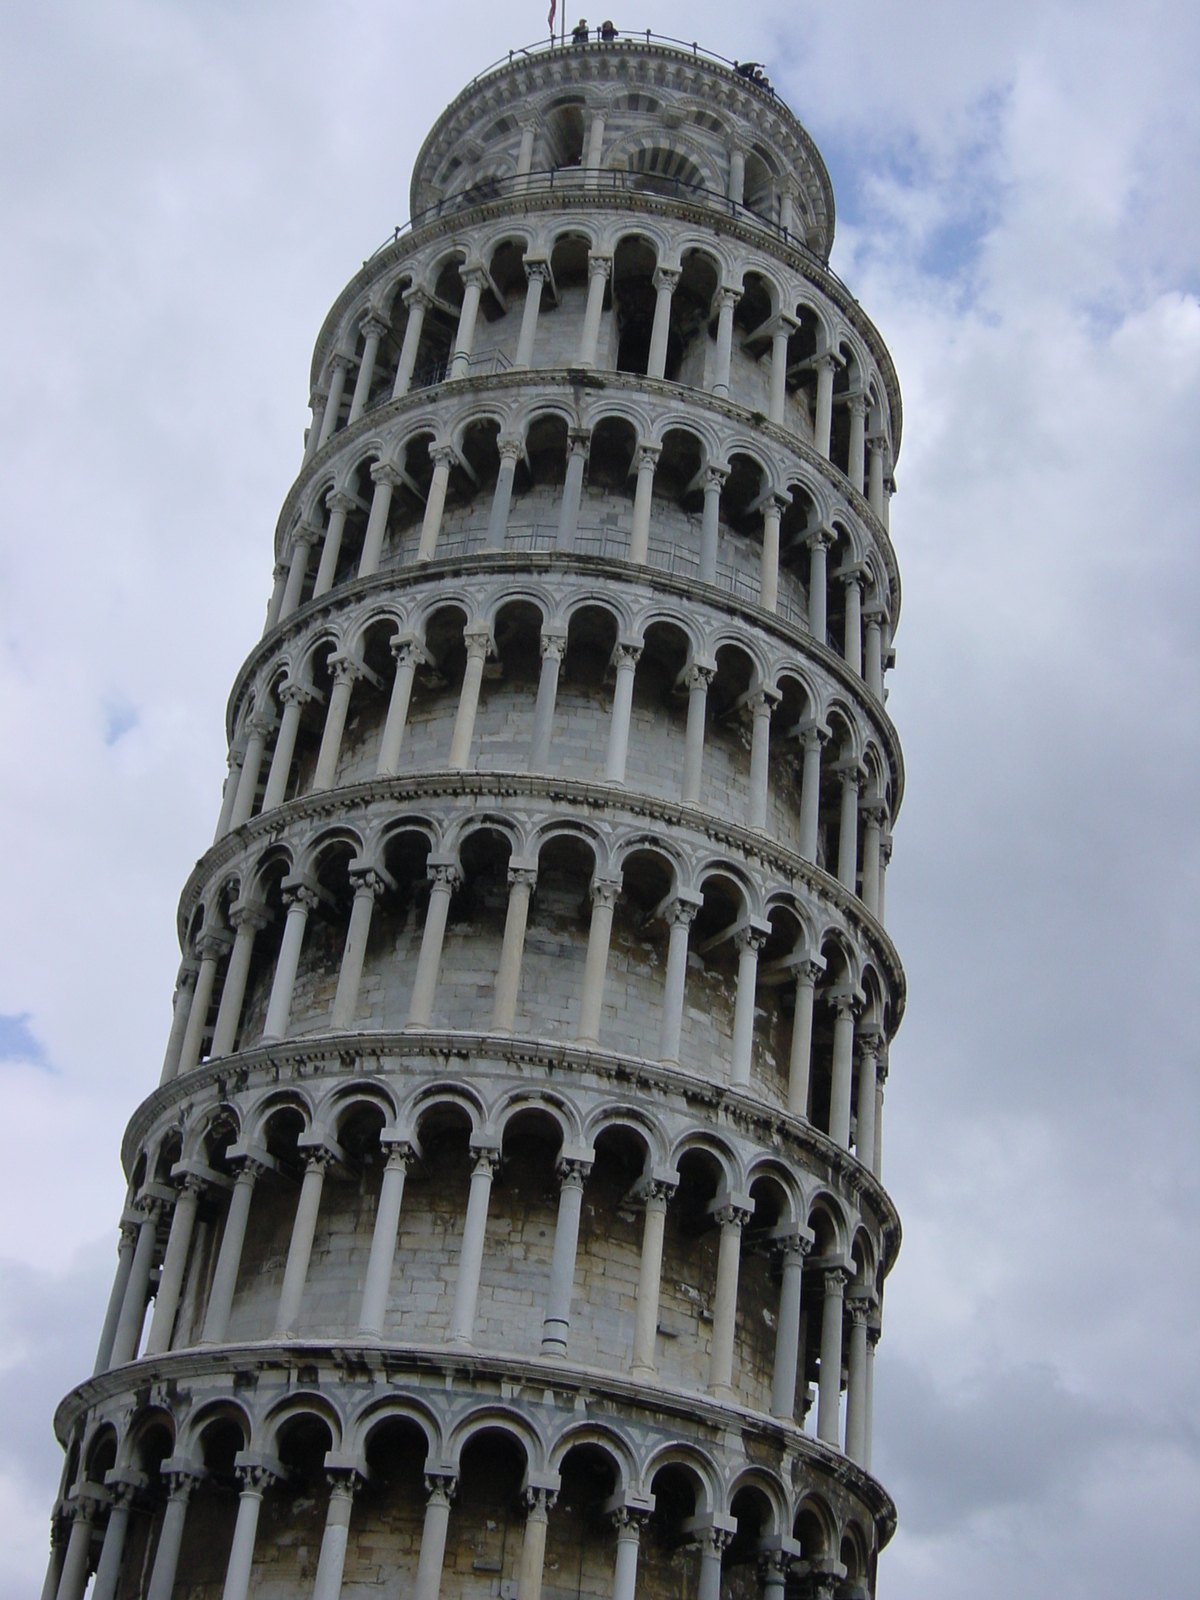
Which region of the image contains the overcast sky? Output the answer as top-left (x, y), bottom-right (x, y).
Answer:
top-left (2, 2), bottom-right (1199, 1596)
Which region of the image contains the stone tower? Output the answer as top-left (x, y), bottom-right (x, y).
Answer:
top-left (44, 31), bottom-right (904, 1600)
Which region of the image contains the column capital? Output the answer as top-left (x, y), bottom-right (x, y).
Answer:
top-left (747, 683), bottom-right (783, 714)
top-left (463, 621), bottom-right (494, 659)
top-left (856, 1025), bottom-right (883, 1061)
top-left (652, 265), bottom-right (680, 293)
top-left (160, 1458), bottom-right (207, 1499)
top-left (792, 955), bottom-right (825, 987)
top-left (278, 678), bottom-right (318, 708)
top-left (427, 859), bottom-right (463, 893)
top-left (834, 760), bottom-right (865, 790)
top-left (245, 708), bottom-right (277, 741)
top-left (803, 524), bottom-right (835, 551)
top-left (702, 463), bottom-right (729, 491)
top-left (847, 1294), bottom-right (873, 1327)
top-left (779, 1229), bottom-right (815, 1266)
top-left (734, 916), bottom-right (772, 955)
top-left (292, 521), bottom-right (321, 550)
top-left (609, 1503), bottom-right (652, 1536)
top-left (429, 442), bottom-right (456, 467)
top-left (612, 639), bottom-right (642, 671)
top-left (822, 1263), bottom-right (852, 1293)
top-left (711, 1199), bottom-right (753, 1231)
top-left (590, 871), bottom-right (623, 910)
top-left (523, 257), bottom-right (552, 285)
top-left (281, 878), bottom-right (322, 915)
top-left (507, 860), bottom-right (539, 891)
top-left (390, 632), bottom-right (427, 667)
top-left (859, 797), bottom-right (889, 826)
top-left (229, 898), bottom-right (272, 933)
top-left (370, 459), bottom-right (406, 488)
top-left (424, 1469), bottom-right (458, 1505)
top-left (523, 1484), bottom-right (558, 1518)
top-left (325, 489), bottom-right (357, 516)
top-left (497, 432), bottom-right (525, 462)
top-left (586, 252), bottom-right (613, 281)
top-left (556, 1155), bottom-right (591, 1191)
top-left (197, 927), bottom-right (234, 962)
top-left (643, 1175), bottom-right (678, 1209)
top-left (829, 987), bottom-right (864, 1020)
top-left (684, 659), bottom-right (717, 691)
top-left (402, 284), bottom-right (436, 311)
top-left (233, 1454), bottom-right (284, 1494)
top-left (567, 426), bottom-right (592, 456)
top-left (634, 440), bottom-right (662, 470)
top-left (327, 353), bottom-right (352, 375)
top-left (663, 888), bottom-right (704, 927)
top-left (359, 315), bottom-right (390, 342)
top-left (539, 623), bottom-right (568, 661)
top-left (323, 1452), bottom-right (370, 1493)
top-left (716, 283), bottom-right (742, 308)
top-left (459, 262), bottom-right (490, 290)
top-left (348, 864), bottom-right (392, 900)
top-left (470, 1144), bottom-right (502, 1178)
top-left (330, 653), bottom-right (369, 686)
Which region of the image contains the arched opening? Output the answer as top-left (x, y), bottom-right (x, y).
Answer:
top-left (255, 1413), bottom-right (336, 1589)
top-left (521, 833), bottom-right (599, 1037)
top-left (387, 1100), bottom-right (475, 1335)
top-left (438, 826), bottom-right (513, 1032)
top-left (668, 249), bottom-right (720, 386)
top-left (683, 871), bottom-right (747, 1075)
top-left (348, 1417), bottom-right (431, 1592)
top-left (552, 605), bottom-right (620, 779)
top-left (479, 600), bottom-right (545, 768)
top-left (447, 1429), bottom-right (530, 1600)
top-left (370, 827), bottom-right (434, 1030)
top-left (173, 1412), bottom-right (248, 1591)
top-left (642, 1463), bottom-right (704, 1596)
top-left (625, 621), bottom-right (689, 796)
top-left (544, 1444), bottom-right (621, 1599)
top-left (544, 101), bottom-right (586, 170)
top-left (508, 412), bottom-right (569, 551)
top-left (657, 1147), bottom-right (724, 1393)
top-left (611, 236), bottom-right (659, 375)
top-left (576, 1122), bottom-right (652, 1368)
top-left (401, 604), bottom-right (468, 770)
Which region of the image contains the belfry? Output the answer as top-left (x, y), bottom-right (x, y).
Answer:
top-left (45, 31), bottom-right (905, 1600)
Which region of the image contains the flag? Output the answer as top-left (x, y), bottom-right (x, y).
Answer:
top-left (548, 0), bottom-right (556, 31)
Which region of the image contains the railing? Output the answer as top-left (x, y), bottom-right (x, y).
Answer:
top-left (365, 163), bottom-right (842, 287)
top-left (394, 519), bottom-right (810, 628)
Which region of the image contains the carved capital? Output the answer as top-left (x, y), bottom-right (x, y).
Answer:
top-left (586, 253), bottom-right (613, 281)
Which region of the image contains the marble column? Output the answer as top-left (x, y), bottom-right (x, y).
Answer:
top-left (310, 1471), bottom-right (362, 1600)
top-left (529, 626), bottom-right (566, 772)
top-left (708, 1202), bottom-right (751, 1399)
top-left (829, 996), bottom-right (859, 1150)
top-left (863, 609), bottom-right (885, 698)
top-left (145, 1467), bottom-right (202, 1600)
top-left (177, 928), bottom-right (230, 1075)
top-left (264, 562), bottom-right (288, 633)
top-left (770, 1233), bottom-right (812, 1419)
top-left (516, 1488), bottom-right (555, 1600)
top-left (413, 1475), bottom-right (457, 1600)
top-left (358, 461), bottom-right (403, 577)
top-left (348, 318), bottom-right (388, 424)
top-left (492, 862), bottom-right (537, 1033)
top-left (868, 437), bottom-right (888, 520)
top-left (747, 686), bottom-right (780, 829)
top-left (840, 567), bottom-right (863, 676)
top-left (659, 892), bottom-right (702, 1065)
top-left (698, 466), bottom-right (726, 584)
top-left (855, 1033), bottom-right (879, 1172)
top-left (230, 713), bottom-right (273, 828)
top-left (219, 1463), bottom-right (277, 1600)
top-left (759, 498), bottom-right (783, 614)
top-left (576, 873), bottom-right (622, 1044)
top-left (631, 1180), bottom-right (673, 1376)
top-left (696, 1528), bottom-right (731, 1600)
top-left (316, 357), bottom-right (349, 450)
top-left (861, 803), bottom-right (885, 917)
top-left (93, 1222), bottom-right (137, 1374)
top-left (109, 1200), bottom-right (159, 1367)
top-left (144, 1175), bottom-right (205, 1355)
top-left (787, 960), bottom-right (821, 1117)
top-left (797, 725), bottom-right (826, 864)
top-left (865, 1324), bottom-right (880, 1472)
top-left (578, 256), bottom-right (612, 368)
top-left (730, 920), bottom-right (771, 1088)
top-left (210, 902), bottom-right (270, 1056)
top-left (837, 766), bottom-right (861, 892)
top-left (805, 529), bottom-right (831, 645)
top-left (681, 661), bottom-right (715, 804)
top-left (813, 354), bottom-right (836, 459)
top-left (358, 1144), bottom-right (412, 1336)
top-left (260, 681), bottom-right (313, 812)
top-left (646, 267), bottom-right (679, 381)
top-left (847, 395), bottom-right (867, 494)
top-left (728, 147), bottom-right (745, 204)
top-left (603, 642), bottom-right (641, 784)
top-left (90, 1479), bottom-right (140, 1600)
top-left (160, 961), bottom-right (198, 1084)
top-left (406, 862), bottom-right (460, 1028)
top-left (416, 446), bottom-right (453, 561)
top-left (610, 1509), bottom-right (647, 1600)
top-left (376, 636), bottom-right (424, 776)
top-left (541, 1158), bottom-right (590, 1354)
top-left (817, 1267), bottom-right (848, 1447)
top-left (628, 442), bottom-right (660, 566)
top-left (873, 1059), bottom-right (888, 1182)
top-left (486, 436), bottom-right (523, 549)
top-left (262, 882), bottom-right (320, 1041)
top-left (844, 1299), bottom-right (871, 1463)
top-left (201, 1159), bottom-right (266, 1344)
top-left (448, 624), bottom-right (492, 770)
top-left (515, 261), bottom-right (549, 368)
top-left (448, 1147), bottom-right (499, 1345)
top-left (555, 430), bottom-right (590, 550)
top-left (278, 527), bottom-right (319, 623)
top-left (711, 287), bottom-right (739, 397)
top-left (769, 327), bottom-right (790, 425)
top-left (53, 1499), bottom-right (97, 1600)
top-left (313, 656), bottom-right (365, 791)
top-left (214, 751), bottom-right (243, 840)
top-left (274, 1150), bottom-right (329, 1336)
top-left (584, 110), bottom-right (606, 177)
top-left (449, 266), bottom-right (487, 380)
top-left (331, 869), bottom-right (386, 1030)
top-left (392, 289), bottom-right (431, 399)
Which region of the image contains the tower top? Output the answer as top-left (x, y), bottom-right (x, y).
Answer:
top-left (411, 32), bottom-right (837, 263)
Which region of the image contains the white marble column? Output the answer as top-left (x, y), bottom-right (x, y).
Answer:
top-left (695, 1528), bottom-right (731, 1600)
top-left (449, 266), bottom-right (487, 380)
top-left (730, 920), bottom-right (771, 1088)
top-left (805, 529), bottom-right (831, 645)
top-left (89, 1478), bottom-right (140, 1600)
top-left (631, 1181), bottom-right (673, 1376)
top-left (53, 1499), bottom-right (97, 1600)
top-left (275, 1150), bottom-right (329, 1335)
top-left (416, 446), bottom-right (453, 561)
top-left (844, 1299), bottom-right (871, 1463)
top-left (448, 1147), bottom-right (499, 1345)
top-left (516, 1488), bottom-right (555, 1600)
top-left (179, 930), bottom-right (227, 1066)
top-left (331, 869), bottom-right (386, 1030)
top-left (376, 636), bottom-right (424, 776)
top-left (406, 862), bottom-right (460, 1027)
top-left (813, 354), bottom-right (836, 459)
top-left (867, 437), bottom-right (888, 520)
top-left (516, 120), bottom-right (536, 178)
top-left (555, 429), bottom-right (589, 550)
top-left (392, 289), bottom-right (431, 399)
top-left (708, 1202), bottom-right (751, 1399)
top-left (529, 626), bottom-right (566, 772)
top-left (108, 1201), bottom-right (159, 1366)
top-left (863, 609), bottom-right (885, 698)
top-left (797, 725), bottom-right (826, 863)
top-left (845, 394), bottom-right (867, 494)
top-left (609, 1509), bottom-right (647, 1600)
top-left (698, 465), bottom-right (726, 584)
top-left (304, 391), bottom-right (327, 465)
top-left (659, 892), bottom-right (702, 1064)
top-left (262, 882), bottom-right (320, 1041)
top-left (487, 436), bottom-right (524, 548)
top-left (576, 873), bottom-right (622, 1044)
top-left (541, 1157), bottom-right (590, 1354)
top-left (759, 498), bottom-right (783, 613)
top-left (202, 1157), bottom-right (266, 1343)
top-left (646, 267), bottom-right (679, 381)
top-left (144, 1175), bottom-right (204, 1355)
top-left (261, 682), bottom-right (314, 812)
top-left (515, 261), bottom-right (549, 368)
top-left (358, 461), bottom-right (402, 578)
top-left (145, 1466), bottom-right (202, 1600)
top-left (413, 1475), bottom-right (457, 1600)
top-left (769, 326), bottom-right (791, 425)
top-left (584, 110), bottom-right (606, 177)
top-left (817, 1267), bottom-right (848, 1447)
top-left (873, 1059), bottom-right (888, 1182)
top-left (264, 562), bottom-right (289, 633)
top-left (278, 526), bottom-right (319, 623)
top-left (210, 902), bottom-right (270, 1056)
top-left (711, 287), bottom-right (739, 397)
top-left (578, 255), bottom-right (612, 368)
top-left (837, 765), bottom-right (861, 892)
top-left (94, 1221), bottom-right (138, 1374)
top-left (854, 1033), bottom-right (879, 1173)
top-left (878, 832), bottom-right (892, 926)
top-left (230, 712), bottom-right (274, 828)
top-left (492, 862), bottom-right (537, 1033)
top-left (840, 567), bottom-right (863, 676)
top-left (213, 752), bottom-right (243, 841)
top-left (681, 661), bottom-right (715, 804)
top-left (829, 996), bottom-right (858, 1150)
top-left (865, 1324), bottom-right (880, 1472)
top-left (747, 686), bottom-right (780, 829)
top-left (160, 961), bottom-right (198, 1083)
top-left (861, 803), bottom-right (885, 917)
top-left (311, 1469), bottom-right (363, 1600)
top-left (728, 147), bottom-right (745, 204)
top-left (313, 657), bottom-right (365, 791)
top-left (219, 1463), bottom-right (278, 1600)
top-left (604, 642), bottom-right (642, 784)
top-left (448, 624), bottom-right (492, 770)
top-left (348, 318), bottom-right (388, 424)
top-left (357, 1144), bottom-right (412, 1336)
top-left (770, 1233), bottom-right (812, 1419)
top-left (316, 357), bottom-right (349, 450)
top-left (628, 443), bottom-right (660, 565)
top-left (787, 960), bottom-right (821, 1117)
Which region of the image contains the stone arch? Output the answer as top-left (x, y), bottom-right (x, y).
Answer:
top-left (258, 1392), bottom-right (344, 1457)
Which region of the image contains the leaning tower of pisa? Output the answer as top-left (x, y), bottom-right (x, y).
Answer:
top-left (44, 31), bottom-right (905, 1600)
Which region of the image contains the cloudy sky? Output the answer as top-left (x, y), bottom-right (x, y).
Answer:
top-left (2, 1), bottom-right (1199, 1595)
